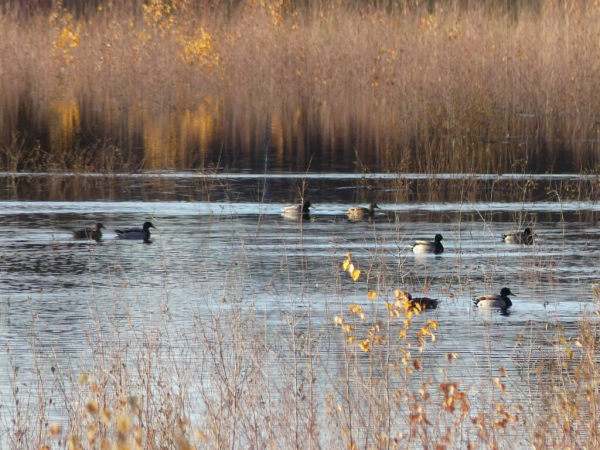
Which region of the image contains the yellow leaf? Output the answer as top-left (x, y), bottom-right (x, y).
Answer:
top-left (101, 409), bottom-right (111, 424)
top-left (48, 423), bottom-right (62, 438)
top-left (368, 291), bottom-right (377, 300)
top-left (86, 400), bottom-right (99, 415)
top-left (566, 346), bottom-right (573, 360)
top-left (348, 336), bottom-right (355, 343)
top-left (349, 304), bottom-right (363, 314)
top-left (342, 259), bottom-right (350, 271)
top-left (117, 413), bottom-right (131, 435)
top-left (400, 330), bottom-right (406, 338)
top-left (195, 430), bottom-right (209, 442)
top-left (359, 340), bottom-right (370, 352)
top-left (351, 269), bottom-right (361, 281)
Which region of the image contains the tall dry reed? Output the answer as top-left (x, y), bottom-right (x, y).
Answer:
top-left (1, 0), bottom-right (600, 172)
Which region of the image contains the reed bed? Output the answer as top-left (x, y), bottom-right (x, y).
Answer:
top-left (1, 0), bottom-right (600, 172)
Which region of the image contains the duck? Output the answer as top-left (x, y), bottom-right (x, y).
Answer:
top-left (282, 200), bottom-right (312, 216)
top-left (411, 234), bottom-right (444, 254)
top-left (395, 289), bottom-right (439, 310)
top-left (502, 227), bottom-right (534, 245)
top-left (473, 287), bottom-right (515, 308)
top-left (346, 203), bottom-right (380, 220)
top-left (115, 222), bottom-right (156, 242)
top-left (72, 223), bottom-right (105, 240)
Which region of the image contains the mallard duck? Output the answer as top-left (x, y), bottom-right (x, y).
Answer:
top-left (502, 227), bottom-right (534, 245)
top-left (395, 289), bottom-right (439, 310)
top-left (115, 222), bottom-right (155, 242)
top-left (411, 234), bottom-right (444, 254)
top-left (346, 203), bottom-right (380, 220)
top-left (473, 287), bottom-right (515, 308)
top-left (72, 223), bottom-right (105, 240)
top-left (282, 200), bottom-right (312, 216)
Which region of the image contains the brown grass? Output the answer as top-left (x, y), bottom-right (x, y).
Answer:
top-left (1, 1), bottom-right (600, 172)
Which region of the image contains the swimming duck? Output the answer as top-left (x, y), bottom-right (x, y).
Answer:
top-left (395, 289), bottom-right (439, 310)
top-left (72, 223), bottom-right (105, 240)
top-left (282, 200), bottom-right (313, 216)
top-left (473, 287), bottom-right (515, 308)
top-left (346, 203), bottom-right (380, 220)
top-left (411, 234), bottom-right (444, 254)
top-left (502, 228), bottom-right (534, 245)
top-left (115, 222), bottom-right (155, 242)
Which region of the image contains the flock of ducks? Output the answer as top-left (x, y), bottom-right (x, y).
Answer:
top-left (282, 199), bottom-right (530, 311)
top-left (70, 200), bottom-right (527, 312)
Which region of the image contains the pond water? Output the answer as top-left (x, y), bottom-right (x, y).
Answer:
top-left (0, 171), bottom-right (598, 444)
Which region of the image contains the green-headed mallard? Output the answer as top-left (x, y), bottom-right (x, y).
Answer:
top-left (72, 223), bottom-right (105, 240)
top-left (411, 234), bottom-right (444, 254)
top-left (282, 200), bottom-right (312, 216)
top-left (115, 222), bottom-right (155, 242)
top-left (502, 228), bottom-right (534, 245)
top-left (473, 287), bottom-right (514, 308)
top-left (346, 203), bottom-right (380, 220)
top-left (395, 289), bottom-right (439, 310)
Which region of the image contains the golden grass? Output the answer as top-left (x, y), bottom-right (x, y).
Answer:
top-left (1, 1), bottom-right (600, 172)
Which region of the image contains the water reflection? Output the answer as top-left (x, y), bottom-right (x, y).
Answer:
top-left (4, 92), bottom-right (600, 174)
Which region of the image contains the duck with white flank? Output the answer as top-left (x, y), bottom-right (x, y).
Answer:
top-left (411, 234), bottom-right (444, 254)
top-left (282, 200), bottom-right (313, 216)
top-left (473, 287), bottom-right (515, 308)
top-left (115, 222), bottom-right (156, 242)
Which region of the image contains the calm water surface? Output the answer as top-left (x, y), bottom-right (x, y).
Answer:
top-left (0, 172), bottom-right (598, 436)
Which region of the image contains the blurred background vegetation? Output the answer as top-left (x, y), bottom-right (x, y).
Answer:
top-left (1, 0), bottom-right (598, 173)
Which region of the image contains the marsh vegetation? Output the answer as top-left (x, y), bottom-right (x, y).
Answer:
top-left (1, 1), bottom-right (600, 449)
top-left (2, 0), bottom-right (600, 173)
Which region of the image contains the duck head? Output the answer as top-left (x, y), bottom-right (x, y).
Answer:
top-left (302, 200), bottom-right (312, 212)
